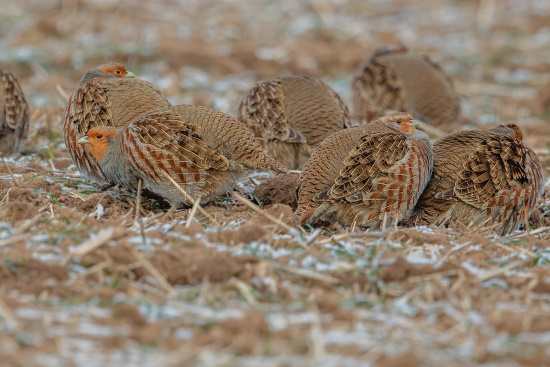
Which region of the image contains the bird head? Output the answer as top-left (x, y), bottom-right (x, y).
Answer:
top-left (80, 63), bottom-right (136, 84)
top-left (370, 44), bottom-right (409, 60)
top-left (97, 62), bottom-right (136, 78)
top-left (506, 124), bottom-right (524, 141)
top-left (379, 112), bottom-right (417, 134)
top-left (77, 128), bottom-right (119, 162)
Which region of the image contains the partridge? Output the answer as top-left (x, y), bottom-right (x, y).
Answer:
top-left (63, 62), bottom-right (171, 183)
top-left (237, 76), bottom-right (352, 170)
top-left (295, 112), bottom-right (433, 229)
top-left (77, 105), bottom-right (287, 207)
top-left (401, 124), bottom-right (544, 235)
top-left (352, 46), bottom-right (461, 132)
top-left (0, 70), bottom-right (29, 157)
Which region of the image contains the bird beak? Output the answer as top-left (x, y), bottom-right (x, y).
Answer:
top-left (410, 121), bottom-right (420, 127)
top-left (77, 136), bottom-right (90, 144)
top-left (125, 71), bottom-right (136, 78)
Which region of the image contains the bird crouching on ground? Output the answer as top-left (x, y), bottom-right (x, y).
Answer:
top-left (401, 124), bottom-right (544, 236)
top-left (0, 70), bottom-right (29, 157)
top-left (352, 46), bottom-right (461, 132)
top-left (63, 62), bottom-right (172, 183)
top-left (77, 105), bottom-right (287, 207)
top-left (295, 112), bottom-right (433, 230)
top-left (237, 76), bottom-right (352, 170)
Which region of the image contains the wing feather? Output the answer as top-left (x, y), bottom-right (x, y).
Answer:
top-left (238, 79), bottom-right (306, 143)
top-left (123, 109), bottom-right (230, 185)
top-left (63, 82), bottom-right (115, 181)
top-left (314, 132), bottom-right (410, 202)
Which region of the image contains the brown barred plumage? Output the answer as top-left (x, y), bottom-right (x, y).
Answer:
top-left (78, 105), bottom-right (287, 207)
top-left (0, 70), bottom-right (29, 157)
top-left (352, 46), bottom-right (461, 132)
top-left (63, 63), bottom-right (171, 183)
top-left (295, 112), bottom-right (433, 229)
top-left (237, 76), bottom-right (352, 170)
top-left (401, 124), bottom-right (544, 235)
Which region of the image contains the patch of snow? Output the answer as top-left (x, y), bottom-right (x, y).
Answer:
top-left (405, 248), bottom-right (438, 265)
top-left (322, 329), bottom-right (375, 349)
top-left (89, 203), bottom-right (104, 219)
top-left (174, 327), bottom-right (193, 340)
top-left (461, 260), bottom-right (483, 275)
top-left (267, 311), bottom-right (331, 332)
top-left (413, 226), bottom-right (438, 235)
top-left (482, 278), bottom-right (509, 289)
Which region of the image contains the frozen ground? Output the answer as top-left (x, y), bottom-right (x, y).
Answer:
top-left (1, 0), bottom-right (550, 366)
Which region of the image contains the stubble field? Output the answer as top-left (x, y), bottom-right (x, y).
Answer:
top-left (1, 1), bottom-right (550, 366)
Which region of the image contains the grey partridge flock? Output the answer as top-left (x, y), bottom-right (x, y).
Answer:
top-left (0, 70), bottom-right (29, 157)
top-left (295, 113), bottom-right (433, 229)
top-left (237, 76), bottom-right (352, 170)
top-left (0, 44), bottom-right (536, 235)
top-left (401, 124), bottom-right (544, 235)
top-left (352, 46), bottom-right (462, 132)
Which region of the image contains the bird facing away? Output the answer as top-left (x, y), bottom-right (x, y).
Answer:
top-left (352, 46), bottom-right (461, 132)
top-left (0, 70), bottom-right (29, 157)
top-left (401, 124), bottom-right (544, 236)
top-left (63, 62), bottom-right (172, 183)
top-left (295, 112), bottom-right (433, 229)
top-left (77, 105), bottom-right (287, 207)
top-left (237, 76), bottom-right (352, 170)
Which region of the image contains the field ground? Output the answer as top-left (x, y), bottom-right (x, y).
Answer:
top-left (1, 0), bottom-right (550, 366)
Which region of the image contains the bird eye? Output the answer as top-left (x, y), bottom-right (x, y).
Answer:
top-left (96, 134), bottom-right (103, 139)
top-left (115, 70), bottom-right (121, 74)
top-left (396, 119), bottom-right (402, 124)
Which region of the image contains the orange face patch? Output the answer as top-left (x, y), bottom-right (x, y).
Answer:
top-left (397, 122), bottom-right (417, 134)
top-left (84, 129), bottom-right (119, 161)
top-left (380, 113), bottom-right (417, 134)
top-left (99, 65), bottom-right (129, 78)
top-left (393, 116), bottom-right (416, 134)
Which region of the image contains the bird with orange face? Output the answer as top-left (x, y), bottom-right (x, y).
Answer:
top-left (401, 124), bottom-right (544, 235)
top-left (295, 112), bottom-right (433, 229)
top-left (76, 105), bottom-right (287, 207)
top-left (63, 62), bottom-right (171, 183)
